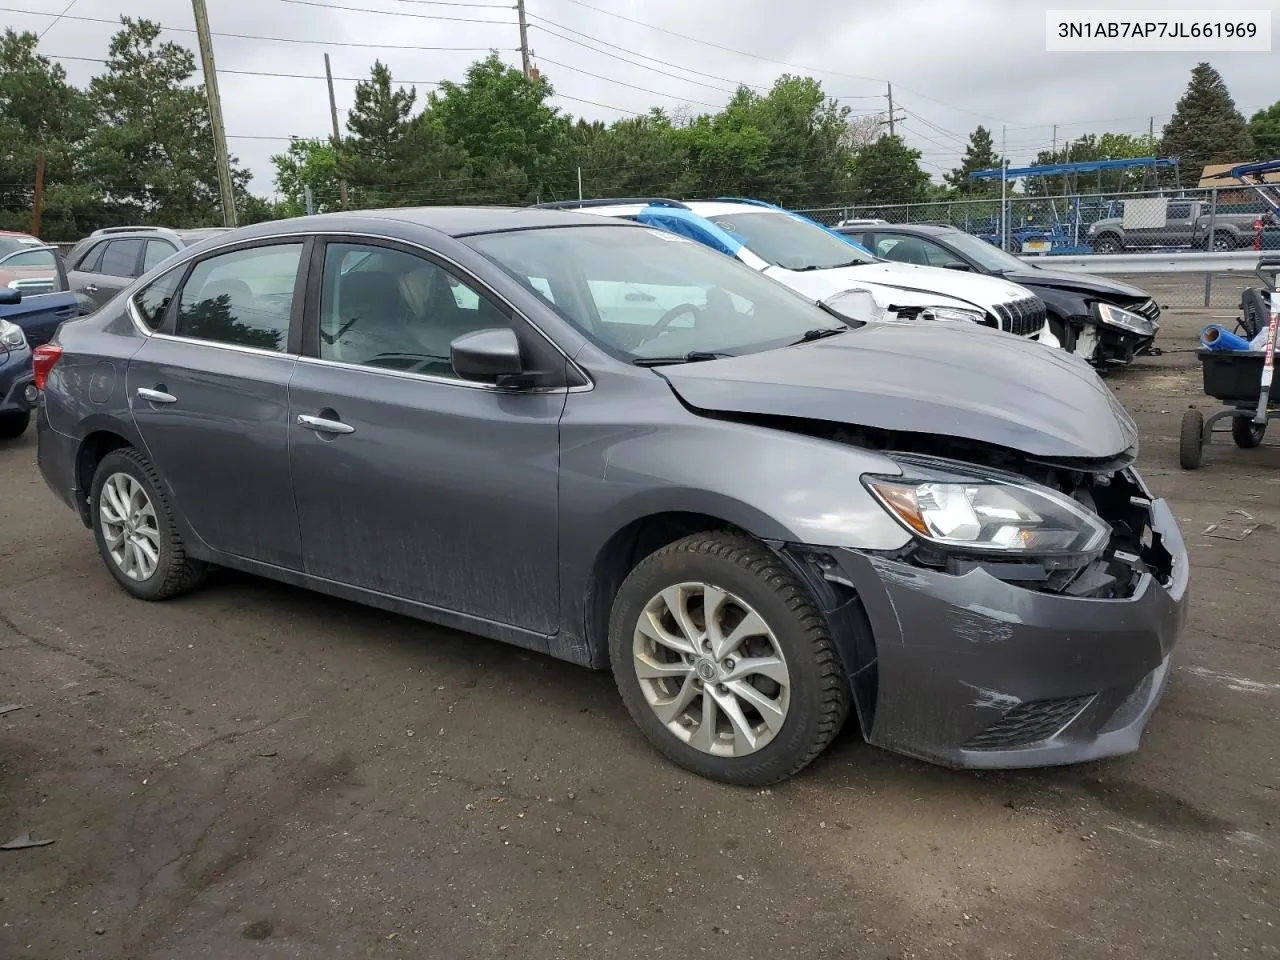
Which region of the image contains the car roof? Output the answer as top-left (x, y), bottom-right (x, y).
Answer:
top-left (840, 222), bottom-right (958, 237)
top-left (221, 205), bottom-right (647, 241)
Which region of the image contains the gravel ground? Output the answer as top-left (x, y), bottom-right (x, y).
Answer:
top-left (1, 308), bottom-right (1277, 960)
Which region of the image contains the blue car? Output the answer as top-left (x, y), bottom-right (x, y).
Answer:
top-left (0, 245), bottom-right (80, 439)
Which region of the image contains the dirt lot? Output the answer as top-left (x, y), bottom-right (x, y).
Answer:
top-left (2, 309), bottom-right (1277, 960)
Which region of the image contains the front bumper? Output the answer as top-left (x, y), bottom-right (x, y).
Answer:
top-left (819, 496), bottom-right (1188, 769)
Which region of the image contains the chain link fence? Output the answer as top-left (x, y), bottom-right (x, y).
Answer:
top-left (799, 188), bottom-right (1280, 309)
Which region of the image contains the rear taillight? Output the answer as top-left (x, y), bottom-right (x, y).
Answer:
top-left (32, 344), bottom-right (62, 390)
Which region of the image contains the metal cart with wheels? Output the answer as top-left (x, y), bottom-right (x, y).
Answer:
top-left (1179, 256), bottom-right (1279, 469)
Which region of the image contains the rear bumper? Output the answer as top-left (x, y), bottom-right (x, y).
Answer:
top-left (823, 497), bottom-right (1189, 769)
top-left (35, 403), bottom-right (80, 515)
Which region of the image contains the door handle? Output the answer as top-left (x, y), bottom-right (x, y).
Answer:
top-left (297, 414), bottom-right (355, 435)
top-left (84, 284), bottom-right (98, 294)
top-left (136, 387), bottom-right (177, 404)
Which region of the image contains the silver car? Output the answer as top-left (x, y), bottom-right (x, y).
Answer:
top-left (32, 208), bottom-right (1188, 784)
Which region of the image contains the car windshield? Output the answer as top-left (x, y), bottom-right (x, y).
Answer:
top-left (704, 211), bottom-right (877, 271)
top-left (940, 231), bottom-right (1028, 273)
top-left (0, 236), bottom-right (40, 257)
top-left (468, 224), bottom-right (850, 362)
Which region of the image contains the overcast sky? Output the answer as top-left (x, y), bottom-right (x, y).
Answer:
top-left (10, 0), bottom-right (1279, 199)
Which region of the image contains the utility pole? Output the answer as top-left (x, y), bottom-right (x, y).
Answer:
top-left (325, 54), bottom-right (349, 208)
top-left (191, 0), bottom-right (237, 227)
top-left (517, 0), bottom-right (532, 78)
top-left (886, 82), bottom-right (895, 136)
top-left (31, 151), bottom-right (44, 238)
top-left (1051, 124), bottom-right (1057, 162)
top-left (1000, 124), bottom-right (1009, 252)
top-left (577, 166), bottom-right (583, 202)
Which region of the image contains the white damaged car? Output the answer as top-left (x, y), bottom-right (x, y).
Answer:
top-left (541, 197), bottom-right (1060, 348)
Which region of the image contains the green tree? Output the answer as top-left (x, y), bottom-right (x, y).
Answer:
top-left (1248, 101), bottom-right (1280, 161)
top-left (85, 18), bottom-right (252, 227)
top-left (1023, 131), bottom-right (1159, 197)
top-left (564, 110), bottom-right (689, 200)
top-left (271, 137), bottom-right (339, 215)
top-left (944, 125), bottom-right (1001, 196)
top-left (675, 76), bottom-right (853, 206)
top-left (0, 29), bottom-right (93, 239)
top-left (427, 53), bottom-right (568, 203)
top-left (848, 134), bottom-right (931, 204)
top-left (1159, 62), bottom-right (1254, 185)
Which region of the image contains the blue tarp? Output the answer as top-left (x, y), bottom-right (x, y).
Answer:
top-left (634, 207), bottom-right (744, 256)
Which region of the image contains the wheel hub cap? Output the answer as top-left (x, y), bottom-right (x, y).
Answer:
top-left (99, 472), bottom-right (161, 582)
top-left (632, 581), bottom-right (792, 758)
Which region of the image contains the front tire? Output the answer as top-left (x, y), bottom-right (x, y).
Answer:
top-left (1232, 416), bottom-right (1266, 449)
top-left (609, 533), bottom-right (851, 786)
top-left (90, 448), bottom-right (208, 600)
top-left (1092, 235), bottom-right (1123, 254)
top-left (0, 410), bottom-right (30, 440)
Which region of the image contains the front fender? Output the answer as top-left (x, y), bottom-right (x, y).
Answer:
top-left (557, 385), bottom-right (914, 649)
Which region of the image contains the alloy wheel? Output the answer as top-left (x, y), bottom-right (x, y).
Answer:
top-left (98, 472), bottom-right (161, 581)
top-left (632, 581), bottom-right (792, 757)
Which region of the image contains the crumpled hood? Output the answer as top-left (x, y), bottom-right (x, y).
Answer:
top-left (1004, 267), bottom-right (1149, 300)
top-left (767, 260), bottom-right (1034, 312)
top-left (658, 321), bottom-right (1138, 461)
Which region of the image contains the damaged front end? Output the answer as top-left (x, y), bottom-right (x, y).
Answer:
top-left (776, 425), bottom-right (1188, 770)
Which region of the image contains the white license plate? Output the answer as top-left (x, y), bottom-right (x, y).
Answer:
top-left (1022, 240), bottom-right (1051, 253)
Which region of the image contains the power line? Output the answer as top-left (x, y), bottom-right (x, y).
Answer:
top-left (37, 0), bottom-right (79, 39)
top-left (0, 6), bottom-right (511, 51)
top-left (267, 0), bottom-right (515, 25)
top-left (542, 0), bottom-right (1019, 124)
top-left (528, 21), bottom-right (740, 96)
top-left (526, 14), bottom-right (763, 93)
top-left (533, 54), bottom-right (723, 110)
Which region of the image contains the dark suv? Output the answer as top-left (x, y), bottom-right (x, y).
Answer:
top-left (66, 226), bottom-right (230, 313)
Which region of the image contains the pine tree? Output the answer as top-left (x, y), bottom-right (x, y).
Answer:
top-left (944, 125), bottom-right (1001, 195)
top-left (1159, 63), bottom-right (1254, 185)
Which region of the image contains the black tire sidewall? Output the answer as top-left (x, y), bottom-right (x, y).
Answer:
top-left (1231, 417), bottom-right (1266, 448)
top-left (90, 450), bottom-right (180, 600)
top-left (0, 410), bottom-right (30, 439)
top-left (609, 539), bottom-right (845, 785)
top-left (1179, 410), bottom-right (1204, 469)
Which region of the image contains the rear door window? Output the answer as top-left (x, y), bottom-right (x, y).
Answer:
top-left (142, 239), bottom-right (179, 273)
top-left (99, 239), bottom-right (145, 278)
top-left (173, 243), bottom-right (304, 352)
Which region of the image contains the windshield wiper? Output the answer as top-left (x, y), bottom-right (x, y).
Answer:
top-left (789, 327), bottom-right (848, 345)
top-left (632, 351), bottom-right (732, 367)
top-left (791, 260), bottom-right (867, 271)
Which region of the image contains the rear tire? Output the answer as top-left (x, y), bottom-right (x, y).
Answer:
top-left (1231, 416), bottom-right (1266, 449)
top-left (1092, 235), bottom-right (1123, 254)
top-left (90, 448), bottom-right (208, 601)
top-left (0, 410), bottom-right (30, 440)
top-left (609, 532), bottom-right (851, 786)
top-left (1179, 409), bottom-right (1205, 470)
top-left (1210, 233), bottom-right (1236, 252)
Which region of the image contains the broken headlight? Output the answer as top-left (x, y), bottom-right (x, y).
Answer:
top-left (918, 306), bottom-right (986, 324)
top-left (864, 457), bottom-right (1110, 563)
top-left (1093, 302), bottom-right (1155, 336)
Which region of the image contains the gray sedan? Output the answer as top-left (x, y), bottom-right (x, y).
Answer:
top-left (31, 208), bottom-right (1188, 785)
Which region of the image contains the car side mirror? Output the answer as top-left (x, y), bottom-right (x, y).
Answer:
top-left (451, 327), bottom-right (525, 384)
top-left (942, 262), bottom-right (972, 271)
top-left (0, 287), bottom-right (21, 306)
